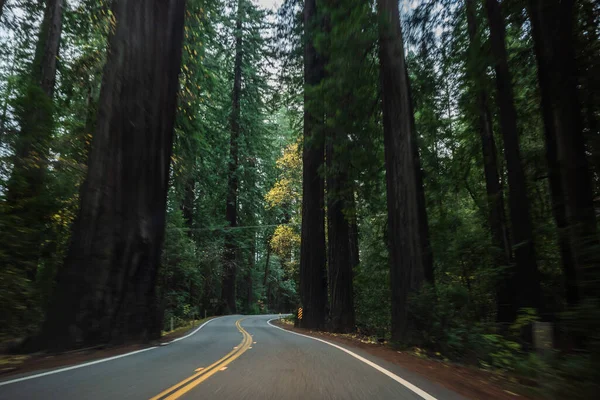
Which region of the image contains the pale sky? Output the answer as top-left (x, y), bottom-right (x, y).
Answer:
top-left (254, 0), bottom-right (421, 11)
top-left (254, 0), bottom-right (281, 11)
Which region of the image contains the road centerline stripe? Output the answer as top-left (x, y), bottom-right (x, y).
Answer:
top-left (149, 318), bottom-right (252, 400)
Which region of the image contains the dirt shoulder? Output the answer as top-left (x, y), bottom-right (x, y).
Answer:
top-left (273, 320), bottom-right (532, 400)
top-left (0, 317), bottom-right (218, 379)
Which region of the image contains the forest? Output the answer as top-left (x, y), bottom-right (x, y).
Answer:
top-left (0, 0), bottom-right (598, 398)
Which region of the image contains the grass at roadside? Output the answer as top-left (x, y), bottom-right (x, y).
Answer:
top-left (160, 317), bottom-right (217, 341)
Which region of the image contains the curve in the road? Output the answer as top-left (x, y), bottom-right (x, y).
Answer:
top-left (0, 315), bottom-right (464, 400)
top-left (150, 318), bottom-right (252, 400)
top-left (267, 318), bottom-right (437, 400)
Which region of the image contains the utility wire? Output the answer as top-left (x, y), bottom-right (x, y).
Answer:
top-left (166, 222), bottom-right (300, 232)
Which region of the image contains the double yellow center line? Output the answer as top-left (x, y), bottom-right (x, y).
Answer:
top-left (150, 318), bottom-right (252, 400)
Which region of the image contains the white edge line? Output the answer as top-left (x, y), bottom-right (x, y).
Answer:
top-left (267, 318), bottom-right (438, 400)
top-left (170, 316), bottom-right (219, 343)
top-left (0, 316), bottom-right (224, 387)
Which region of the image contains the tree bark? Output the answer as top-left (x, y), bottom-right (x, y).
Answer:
top-left (464, 0), bottom-right (512, 312)
top-left (221, 0), bottom-right (244, 315)
top-left (299, 0), bottom-right (328, 330)
top-left (246, 235), bottom-right (254, 312)
top-left (326, 138), bottom-right (356, 333)
top-left (349, 190), bottom-right (360, 272)
top-left (576, 0), bottom-right (599, 180)
top-left (485, 0), bottom-right (541, 322)
top-left (405, 66), bottom-right (435, 285)
top-left (377, 0), bottom-right (428, 342)
top-left (527, 0), bottom-right (577, 306)
top-left (39, 0), bottom-right (186, 349)
top-left (528, 0), bottom-right (599, 302)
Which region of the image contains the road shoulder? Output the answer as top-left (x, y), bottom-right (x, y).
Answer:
top-left (0, 316), bottom-right (219, 380)
top-left (271, 319), bottom-right (531, 400)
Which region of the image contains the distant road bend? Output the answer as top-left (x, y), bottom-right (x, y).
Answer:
top-left (0, 315), bottom-right (465, 400)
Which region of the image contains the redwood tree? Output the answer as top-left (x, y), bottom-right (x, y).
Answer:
top-left (4, 0), bottom-right (64, 281)
top-left (221, 0), bottom-right (244, 315)
top-left (40, 0), bottom-right (186, 349)
top-left (326, 136), bottom-right (356, 333)
top-left (528, 0), bottom-right (599, 303)
top-left (464, 0), bottom-right (512, 314)
top-left (299, 0), bottom-right (328, 330)
top-left (377, 0), bottom-right (430, 342)
top-left (485, 0), bottom-right (541, 321)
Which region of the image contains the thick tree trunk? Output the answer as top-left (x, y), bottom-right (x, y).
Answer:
top-left (221, 0), bottom-right (244, 315)
top-left (527, 0), bottom-right (577, 306)
top-left (299, 0), bottom-right (328, 330)
top-left (464, 0), bottom-right (512, 313)
top-left (3, 0), bottom-right (64, 281)
top-left (377, 0), bottom-right (428, 343)
top-left (405, 66), bottom-right (435, 285)
top-left (528, 0), bottom-right (599, 302)
top-left (577, 1), bottom-right (599, 179)
top-left (485, 0), bottom-right (541, 322)
top-left (326, 139), bottom-right (356, 333)
top-left (39, 0), bottom-right (186, 349)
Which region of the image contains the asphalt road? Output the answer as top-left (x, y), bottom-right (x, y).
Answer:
top-left (0, 315), bottom-right (466, 400)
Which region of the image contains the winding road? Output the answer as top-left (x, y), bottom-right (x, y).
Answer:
top-left (0, 315), bottom-right (465, 400)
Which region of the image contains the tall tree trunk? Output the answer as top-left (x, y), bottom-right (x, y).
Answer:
top-left (221, 0), bottom-right (244, 315)
top-left (180, 176), bottom-right (197, 309)
top-left (326, 138), bottom-right (356, 333)
top-left (464, 0), bottom-right (512, 310)
top-left (377, 0), bottom-right (428, 343)
top-left (246, 234), bottom-right (254, 312)
top-left (39, 0), bottom-right (186, 350)
top-left (485, 0), bottom-right (541, 322)
top-left (577, 1), bottom-right (599, 183)
top-left (528, 0), bottom-right (600, 302)
top-left (299, 0), bottom-right (328, 330)
top-left (349, 190), bottom-right (360, 272)
top-left (527, 0), bottom-right (577, 306)
top-left (3, 0), bottom-right (64, 281)
top-left (405, 66), bottom-right (435, 285)
top-left (263, 234), bottom-right (271, 309)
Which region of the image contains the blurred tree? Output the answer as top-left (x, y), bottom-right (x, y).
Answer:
top-left (299, 0), bottom-right (328, 330)
top-left (39, 0), bottom-right (187, 348)
top-left (485, 0), bottom-right (541, 323)
top-left (377, 0), bottom-right (432, 343)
